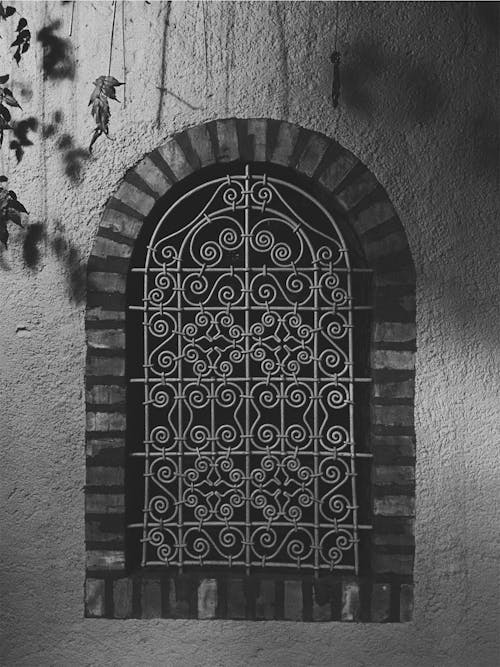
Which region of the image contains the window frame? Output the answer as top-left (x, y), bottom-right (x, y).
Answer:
top-left (85, 118), bottom-right (416, 622)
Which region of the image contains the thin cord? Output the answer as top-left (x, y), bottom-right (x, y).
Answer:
top-left (69, 0), bottom-right (75, 36)
top-left (334, 0), bottom-right (339, 52)
top-left (108, 0), bottom-right (117, 77)
top-left (121, 0), bottom-right (126, 106)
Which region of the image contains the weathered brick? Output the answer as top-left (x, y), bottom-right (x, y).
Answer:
top-left (374, 322), bottom-right (416, 343)
top-left (312, 595), bottom-right (331, 621)
top-left (168, 578), bottom-right (191, 618)
top-left (157, 140), bottom-right (193, 181)
top-left (86, 411), bottom-right (126, 432)
top-left (87, 329), bottom-right (125, 352)
top-left (374, 267), bottom-right (416, 286)
top-left (296, 134), bottom-right (330, 177)
top-left (364, 232), bottom-right (409, 263)
top-left (255, 579), bottom-right (275, 620)
top-left (86, 306), bottom-right (126, 322)
top-left (113, 578), bottom-right (133, 618)
top-left (318, 148), bottom-right (358, 192)
top-left (374, 465), bottom-right (414, 485)
top-left (371, 435), bottom-right (415, 456)
top-left (374, 495), bottom-right (415, 517)
top-left (372, 349), bottom-right (415, 370)
top-left (87, 356), bottom-right (125, 376)
top-left (142, 578), bottom-right (162, 618)
top-left (114, 181), bottom-right (155, 217)
top-left (93, 236), bottom-right (132, 260)
top-left (86, 437), bottom-right (125, 462)
top-left (86, 384), bottom-right (126, 405)
top-left (87, 466), bottom-right (124, 486)
top-left (86, 518), bottom-right (124, 544)
top-left (400, 584), bottom-right (414, 621)
top-left (371, 583), bottom-right (391, 622)
top-left (372, 553), bottom-right (413, 575)
top-left (374, 379), bottom-right (414, 399)
top-left (373, 532), bottom-right (415, 547)
top-left (226, 579), bottom-right (246, 619)
top-left (86, 549), bottom-right (125, 570)
top-left (271, 122), bottom-right (301, 166)
top-left (335, 170), bottom-right (379, 210)
top-left (88, 272), bottom-right (126, 295)
top-left (198, 578), bottom-right (217, 619)
top-left (100, 208), bottom-right (143, 238)
top-left (215, 119), bottom-right (239, 162)
top-left (247, 119), bottom-right (267, 161)
top-left (85, 493), bottom-right (125, 514)
top-left (351, 201), bottom-right (397, 236)
top-left (134, 155), bottom-right (172, 198)
top-left (85, 578), bottom-right (105, 617)
top-left (186, 124), bottom-right (215, 168)
top-left (284, 580), bottom-right (302, 621)
top-left (373, 404), bottom-right (414, 427)
top-left (341, 582), bottom-right (360, 621)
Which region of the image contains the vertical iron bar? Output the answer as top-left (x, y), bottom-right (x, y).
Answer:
top-left (244, 165), bottom-right (251, 574)
top-left (141, 268), bottom-right (149, 566)
top-left (177, 259), bottom-right (184, 572)
top-left (313, 259), bottom-right (320, 575)
top-left (347, 261), bottom-right (359, 575)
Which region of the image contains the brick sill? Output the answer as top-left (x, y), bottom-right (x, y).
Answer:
top-left (85, 571), bottom-right (413, 622)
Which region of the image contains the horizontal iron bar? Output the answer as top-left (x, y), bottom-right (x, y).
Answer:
top-left (129, 451), bottom-right (373, 458)
top-left (131, 267), bottom-right (374, 274)
top-left (129, 376), bottom-right (372, 383)
top-left (129, 305), bottom-right (373, 311)
top-left (137, 559), bottom-right (358, 570)
top-left (127, 522), bottom-right (372, 530)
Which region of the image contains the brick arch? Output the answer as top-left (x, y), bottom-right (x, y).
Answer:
top-left (85, 119), bottom-right (415, 622)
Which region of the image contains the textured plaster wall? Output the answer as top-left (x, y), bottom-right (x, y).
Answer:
top-left (1, 1), bottom-right (498, 665)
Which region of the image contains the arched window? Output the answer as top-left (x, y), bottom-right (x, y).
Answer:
top-left (85, 119), bottom-right (415, 621)
top-left (126, 162), bottom-right (372, 575)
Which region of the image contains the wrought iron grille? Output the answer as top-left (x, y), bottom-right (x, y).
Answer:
top-left (128, 165), bottom-right (372, 574)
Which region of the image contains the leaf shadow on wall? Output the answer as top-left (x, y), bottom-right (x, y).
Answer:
top-left (21, 220), bottom-right (86, 303)
top-left (37, 20), bottom-right (75, 81)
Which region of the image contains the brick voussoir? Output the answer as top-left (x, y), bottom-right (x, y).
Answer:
top-left (247, 118), bottom-right (268, 162)
top-left (100, 207), bottom-right (144, 239)
top-left (215, 118), bottom-right (240, 162)
top-left (350, 200), bottom-right (398, 236)
top-left (318, 148), bottom-right (359, 193)
top-left (335, 169), bottom-right (380, 211)
top-left (270, 121), bottom-right (301, 167)
top-left (185, 124), bottom-right (215, 168)
top-left (132, 155), bottom-right (173, 198)
top-left (114, 181), bottom-right (156, 217)
top-left (296, 133), bottom-right (330, 178)
top-left (157, 139), bottom-right (194, 181)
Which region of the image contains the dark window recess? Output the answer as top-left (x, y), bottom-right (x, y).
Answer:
top-left (126, 162), bottom-right (373, 576)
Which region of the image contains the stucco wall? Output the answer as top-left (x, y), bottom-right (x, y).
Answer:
top-left (1, 1), bottom-right (498, 665)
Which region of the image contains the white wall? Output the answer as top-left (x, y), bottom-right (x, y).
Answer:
top-left (1, 2), bottom-right (499, 665)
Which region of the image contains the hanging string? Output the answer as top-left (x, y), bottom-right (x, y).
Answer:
top-left (108, 0), bottom-right (118, 77)
top-left (69, 0), bottom-right (75, 36)
top-left (330, 1), bottom-right (341, 108)
top-left (121, 0), bottom-right (127, 107)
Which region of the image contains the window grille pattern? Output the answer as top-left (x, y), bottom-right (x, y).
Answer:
top-left (129, 165), bottom-right (371, 574)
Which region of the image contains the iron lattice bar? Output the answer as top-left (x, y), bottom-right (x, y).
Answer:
top-left (129, 166), bottom-right (372, 574)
